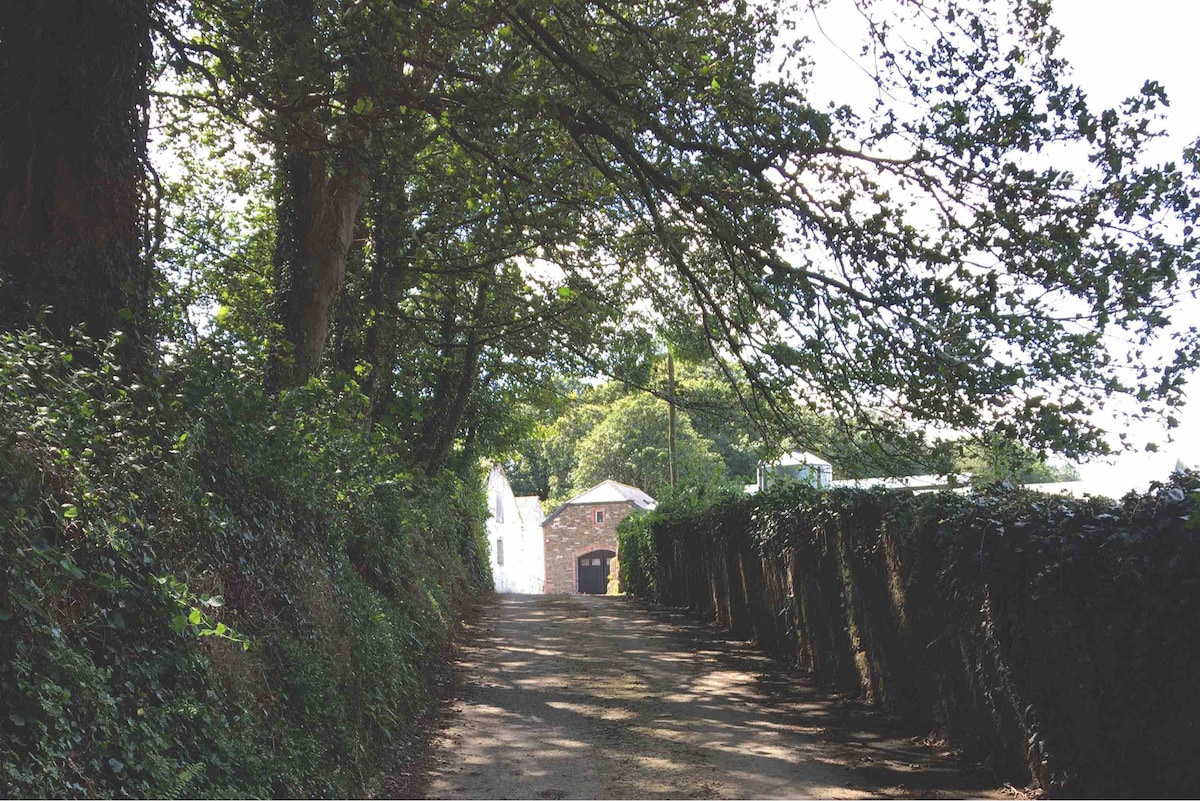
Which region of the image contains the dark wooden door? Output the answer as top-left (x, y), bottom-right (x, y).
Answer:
top-left (577, 550), bottom-right (615, 594)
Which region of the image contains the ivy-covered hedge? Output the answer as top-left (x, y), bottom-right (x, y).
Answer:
top-left (1, 331), bottom-right (491, 797)
top-left (619, 478), bottom-right (1200, 796)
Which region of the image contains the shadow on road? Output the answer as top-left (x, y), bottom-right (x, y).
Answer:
top-left (418, 594), bottom-right (1005, 800)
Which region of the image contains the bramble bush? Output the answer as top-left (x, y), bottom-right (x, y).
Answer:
top-left (0, 329), bottom-right (491, 797)
top-left (620, 476), bottom-right (1200, 796)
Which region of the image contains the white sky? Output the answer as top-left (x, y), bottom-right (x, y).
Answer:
top-left (1049, 1), bottom-right (1200, 492)
top-left (1052, 0), bottom-right (1199, 148)
top-left (794, 0), bottom-right (1200, 494)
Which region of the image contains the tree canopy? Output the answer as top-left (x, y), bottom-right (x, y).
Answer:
top-left (4, 0), bottom-right (1199, 468)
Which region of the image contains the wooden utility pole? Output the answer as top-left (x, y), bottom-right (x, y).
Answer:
top-left (667, 348), bottom-right (677, 488)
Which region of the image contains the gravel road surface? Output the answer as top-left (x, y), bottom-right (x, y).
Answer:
top-left (420, 594), bottom-right (1006, 800)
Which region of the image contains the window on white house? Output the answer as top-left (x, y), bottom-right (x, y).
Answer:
top-left (493, 492), bottom-right (504, 523)
top-left (496, 538), bottom-right (504, 566)
top-left (594, 509), bottom-right (604, 525)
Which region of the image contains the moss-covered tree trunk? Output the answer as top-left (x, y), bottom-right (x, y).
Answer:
top-left (361, 237), bottom-right (411, 425)
top-left (263, 0), bottom-right (374, 390)
top-left (0, 0), bottom-right (151, 350)
top-left (411, 281), bottom-right (489, 472)
top-left (270, 141), bottom-right (370, 389)
top-left (336, 171), bottom-right (418, 426)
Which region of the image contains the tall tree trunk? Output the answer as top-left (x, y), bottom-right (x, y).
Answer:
top-left (265, 0), bottom-right (372, 390)
top-left (362, 245), bottom-right (410, 424)
top-left (362, 185), bottom-right (418, 425)
top-left (0, 0), bottom-right (152, 352)
top-left (412, 281), bottom-right (489, 472)
top-left (330, 216), bottom-right (370, 378)
top-left (356, 116), bottom-right (434, 423)
top-left (270, 141), bottom-right (370, 389)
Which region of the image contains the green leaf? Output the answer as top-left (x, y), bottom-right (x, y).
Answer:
top-left (188, 609), bottom-right (202, 625)
top-left (62, 504), bottom-right (79, 519)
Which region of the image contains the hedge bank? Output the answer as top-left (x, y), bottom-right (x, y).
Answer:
top-left (1, 332), bottom-right (491, 797)
top-left (619, 479), bottom-right (1200, 796)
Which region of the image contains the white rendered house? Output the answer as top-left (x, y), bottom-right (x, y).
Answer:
top-left (484, 466), bottom-right (545, 594)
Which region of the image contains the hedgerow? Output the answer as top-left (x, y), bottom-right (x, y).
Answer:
top-left (619, 476), bottom-right (1200, 796)
top-left (1, 330), bottom-right (491, 797)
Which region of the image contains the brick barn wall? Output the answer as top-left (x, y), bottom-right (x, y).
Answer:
top-left (543, 501), bottom-right (637, 594)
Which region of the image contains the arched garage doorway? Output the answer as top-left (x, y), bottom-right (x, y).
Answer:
top-left (576, 549), bottom-right (615, 594)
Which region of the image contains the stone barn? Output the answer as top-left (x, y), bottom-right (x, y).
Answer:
top-left (541, 480), bottom-right (656, 595)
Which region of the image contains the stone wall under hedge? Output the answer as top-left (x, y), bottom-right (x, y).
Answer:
top-left (618, 477), bottom-right (1200, 797)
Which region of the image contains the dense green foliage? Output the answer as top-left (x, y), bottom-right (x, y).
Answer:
top-left (506, 365), bottom-right (761, 504)
top-left (619, 477), bottom-right (1200, 796)
top-left (570, 394), bottom-right (725, 499)
top-left (0, 331), bottom-right (490, 797)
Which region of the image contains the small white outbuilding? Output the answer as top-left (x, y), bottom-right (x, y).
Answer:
top-left (755, 451), bottom-right (833, 491)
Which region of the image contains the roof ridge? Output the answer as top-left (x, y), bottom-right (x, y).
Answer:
top-left (553, 478), bottom-right (655, 507)
top-left (563, 479), bottom-right (616, 503)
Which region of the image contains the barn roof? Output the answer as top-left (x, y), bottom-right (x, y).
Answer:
top-left (567, 480), bottom-right (656, 508)
top-left (771, 450), bottom-right (831, 467)
top-left (542, 480), bottom-right (656, 525)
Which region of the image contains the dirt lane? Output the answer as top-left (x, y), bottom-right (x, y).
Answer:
top-left (419, 594), bottom-right (1006, 800)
